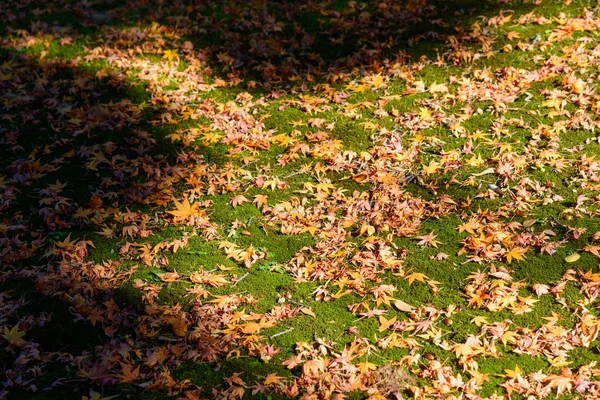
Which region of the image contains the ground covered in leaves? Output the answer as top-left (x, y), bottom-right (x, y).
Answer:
top-left (3, 0), bottom-right (600, 398)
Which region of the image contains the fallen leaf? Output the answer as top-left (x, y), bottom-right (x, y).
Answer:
top-left (393, 299), bottom-right (416, 312)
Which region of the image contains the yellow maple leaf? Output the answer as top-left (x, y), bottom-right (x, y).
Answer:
top-left (500, 330), bottom-right (519, 345)
top-left (418, 107), bottom-right (432, 120)
top-left (542, 98), bottom-right (564, 110)
top-left (505, 247), bottom-right (527, 263)
top-left (549, 356), bottom-right (571, 368)
top-left (2, 323), bottom-right (27, 347)
top-left (352, 84), bottom-right (367, 93)
top-left (272, 134), bottom-right (295, 147)
top-left (406, 272), bottom-right (428, 285)
top-left (200, 131), bottom-right (223, 145)
top-left (422, 161), bottom-right (441, 175)
top-left (360, 122), bottom-right (379, 131)
top-left (470, 316), bottom-right (490, 327)
top-left (503, 365), bottom-right (522, 379)
top-left (369, 73), bottom-right (387, 89)
top-left (378, 315), bottom-right (397, 332)
top-left (468, 370), bottom-right (490, 385)
top-left (466, 154), bottom-right (484, 167)
top-left (162, 49), bottom-right (179, 62)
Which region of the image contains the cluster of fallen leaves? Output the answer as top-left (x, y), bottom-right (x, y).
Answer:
top-left (4, 0), bottom-right (600, 399)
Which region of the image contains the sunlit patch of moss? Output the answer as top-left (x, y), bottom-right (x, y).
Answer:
top-left (478, 354), bottom-right (549, 398)
top-left (333, 117), bottom-right (375, 153)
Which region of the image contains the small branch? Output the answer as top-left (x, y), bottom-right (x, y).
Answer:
top-left (285, 299), bottom-right (304, 307)
top-left (270, 327), bottom-right (294, 339)
top-left (232, 272), bottom-right (249, 287)
top-left (157, 335), bottom-right (179, 342)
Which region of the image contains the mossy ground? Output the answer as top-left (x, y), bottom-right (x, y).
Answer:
top-left (3, 0), bottom-right (600, 398)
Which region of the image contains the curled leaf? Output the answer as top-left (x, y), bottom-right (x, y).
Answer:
top-left (393, 299), bottom-right (416, 312)
top-left (300, 307), bottom-right (316, 318)
top-left (565, 253), bottom-right (580, 263)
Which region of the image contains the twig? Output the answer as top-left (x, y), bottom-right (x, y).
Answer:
top-left (232, 272), bottom-right (249, 287)
top-left (550, 214), bottom-right (569, 230)
top-left (270, 327), bottom-right (294, 339)
top-left (285, 299), bottom-right (304, 307)
top-left (158, 335), bottom-right (179, 342)
top-left (402, 173), bottom-right (417, 185)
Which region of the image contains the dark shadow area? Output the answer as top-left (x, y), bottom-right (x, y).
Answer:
top-left (0, 49), bottom-right (169, 398)
top-left (0, 44), bottom-right (292, 400)
top-left (2, 0), bottom-right (538, 85)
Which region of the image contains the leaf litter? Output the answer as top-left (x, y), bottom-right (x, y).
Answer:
top-left (2, 0), bottom-right (600, 399)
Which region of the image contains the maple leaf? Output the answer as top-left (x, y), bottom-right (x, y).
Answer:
top-left (116, 362), bottom-right (140, 383)
top-left (468, 370), bottom-right (490, 386)
top-left (158, 272), bottom-right (180, 282)
top-left (429, 82), bottom-right (448, 93)
top-left (542, 98), bottom-right (564, 110)
top-left (253, 194), bottom-right (269, 209)
top-left (230, 195), bottom-right (250, 207)
top-left (583, 244), bottom-right (600, 257)
top-left (502, 365), bottom-right (522, 379)
top-left (2, 323), bottom-right (27, 348)
top-left (505, 247), bottom-right (527, 263)
top-left (470, 316), bottom-right (490, 327)
top-left (272, 134), bottom-right (295, 147)
top-left (422, 161), bottom-right (441, 175)
top-left (263, 373), bottom-right (285, 386)
top-left (302, 358), bottom-right (326, 379)
top-left (171, 316), bottom-right (190, 337)
top-left (200, 131), bottom-right (223, 145)
top-left (366, 73), bottom-right (387, 89)
top-left (162, 49), bottom-right (179, 62)
top-left (500, 330), bottom-right (519, 345)
top-left (546, 374), bottom-right (573, 397)
top-left (466, 154), bottom-right (485, 167)
top-left (458, 219), bottom-right (480, 234)
top-left (359, 121), bottom-right (379, 131)
top-left (190, 271), bottom-right (228, 287)
top-left (406, 272), bottom-right (428, 285)
top-left (168, 198), bottom-right (201, 219)
top-left (418, 107), bottom-right (432, 120)
top-left (47, 180), bottom-right (67, 193)
top-left (378, 315), bottom-right (397, 332)
top-left (506, 31), bottom-right (521, 40)
top-left (315, 182), bottom-right (335, 193)
top-left (532, 283), bottom-right (550, 297)
top-left (414, 231), bottom-right (442, 247)
top-left (549, 356), bottom-right (571, 368)
top-left (307, 118), bottom-right (326, 128)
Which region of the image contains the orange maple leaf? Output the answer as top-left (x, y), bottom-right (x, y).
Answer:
top-left (168, 198), bottom-right (201, 219)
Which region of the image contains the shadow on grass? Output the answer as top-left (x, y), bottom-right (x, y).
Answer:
top-left (3, 0), bottom-right (538, 84)
top-left (0, 45), bottom-right (298, 399)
